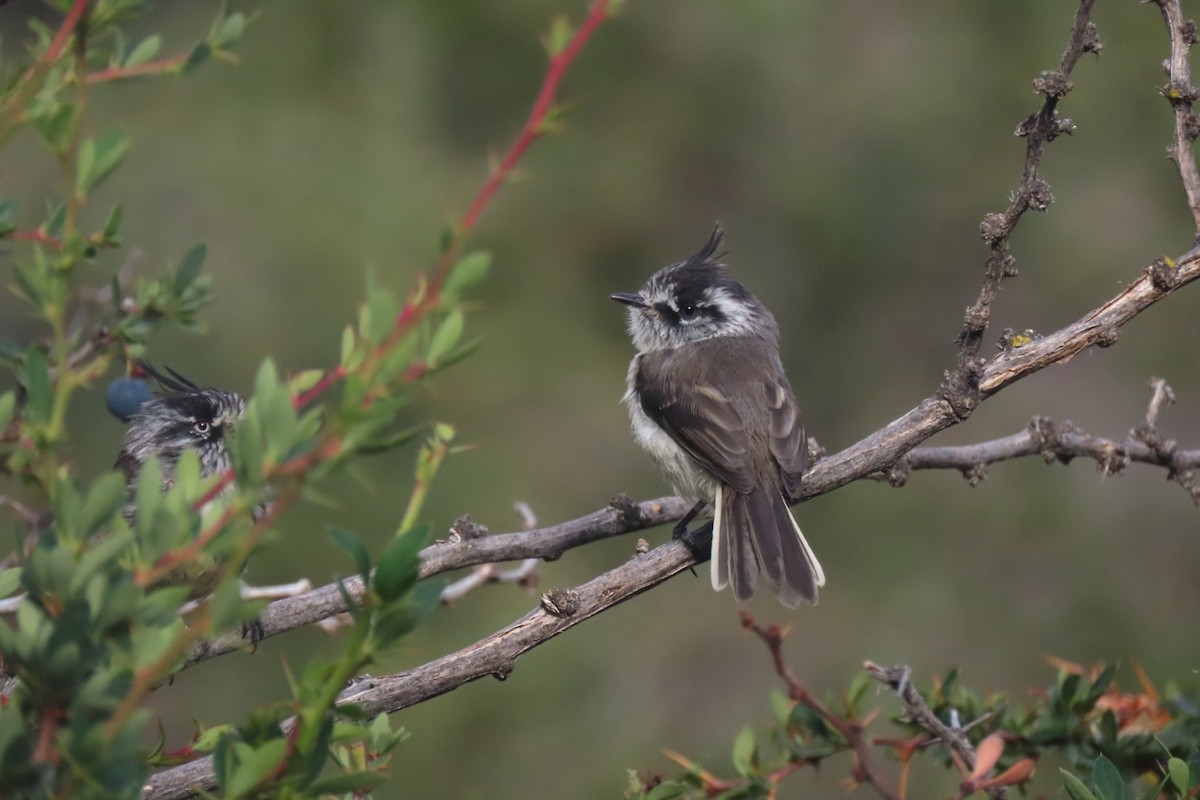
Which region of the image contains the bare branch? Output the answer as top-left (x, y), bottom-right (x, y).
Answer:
top-left (1144, 375), bottom-right (1176, 426)
top-left (1151, 0), bottom-right (1200, 238)
top-left (957, 1), bottom-right (1097, 365)
top-left (883, 377), bottom-right (1200, 504)
top-left (142, 532), bottom-right (700, 800)
top-left (179, 495), bottom-right (692, 671)
top-left (864, 662), bottom-right (1007, 800)
top-left (802, 241), bottom-right (1199, 494)
top-left (132, 5), bottom-right (1200, 797)
top-left (743, 615), bottom-right (900, 800)
top-left (439, 503), bottom-right (541, 604)
top-left (978, 251), bottom-right (1200, 395)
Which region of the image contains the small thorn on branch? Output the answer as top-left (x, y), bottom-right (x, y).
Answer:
top-left (1144, 376), bottom-right (1176, 427)
top-left (609, 492), bottom-right (642, 526)
top-left (540, 587), bottom-right (579, 617)
top-left (441, 504), bottom-right (542, 604)
top-left (886, 457), bottom-right (911, 488)
top-left (447, 513), bottom-right (488, 543)
top-left (1146, 255), bottom-right (1181, 291)
top-left (1080, 20), bottom-right (1103, 54)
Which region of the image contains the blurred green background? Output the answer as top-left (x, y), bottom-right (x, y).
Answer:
top-left (2, 1), bottom-right (1199, 797)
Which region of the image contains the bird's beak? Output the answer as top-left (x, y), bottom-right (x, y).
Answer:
top-left (610, 292), bottom-right (647, 308)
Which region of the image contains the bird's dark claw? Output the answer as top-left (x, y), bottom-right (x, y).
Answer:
top-left (674, 519), bottom-right (713, 564)
top-left (240, 617), bottom-right (266, 648)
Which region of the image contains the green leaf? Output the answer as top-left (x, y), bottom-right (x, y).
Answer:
top-left (329, 527), bottom-right (371, 583)
top-left (306, 771), bottom-right (387, 795)
top-left (768, 691), bottom-right (793, 727)
top-left (252, 358), bottom-right (298, 460)
top-left (102, 204), bottom-right (123, 244)
top-left (125, 34), bottom-right (162, 67)
top-left (0, 198), bottom-right (17, 236)
top-left (645, 782), bottom-right (688, 800)
top-left (175, 448), bottom-right (202, 493)
top-left (1092, 755), bottom-right (1125, 800)
top-left (0, 390), bottom-right (15, 432)
top-left (174, 242), bottom-right (206, 294)
top-left (217, 13), bottom-right (246, 45)
top-left (44, 200), bottom-right (66, 236)
top-left (288, 369), bottom-right (324, 395)
top-left (544, 16), bottom-right (574, 57)
top-left (428, 310), bottom-right (464, 366)
top-left (371, 604), bottom-right (421, 646)
top-left (1061, 769), bottom-right (1099, 800)
top-left (427, 336), bottom-right (482, 373)
top-left (373, 523), bottom-right (429, 602)
top-left (0, 568), bottom-right (22, 598)
top-left (134, 457), bottom-right (163, 534)
top-left (22, 350), bottom-right (52, 423)
top-left (80, 472), bottom-right (127, 535)
top-left (846, 670), bottom-right (871, 710)
top-left (225, 738), bottom-right (288, 798)
top-left (442, 250), bottom-right (491, 301)
top-left (73, 528), bottom-right (132, 591)
top-left (1168, 757), bottom-right (1189, 793)
top-left (210, 579), bottom-right (264, 634)
top-left (340, 325), bottom-right (360, 370)
top-left (76, 129), bottom-right (130, 194)
top-left (34, 103), bottom-right (77, 155)
top-left (360, 285), bottom-right (399, 345)
top-left (731, 726), bottom-right (755, 777)
top-left (1188, 751), bottom-right (1200, 789)
top-left (230, 409), bottom-right (263, 484)
top-left (185, 41), bottom-right (211, 71)
top-left (1089, 663), bottom-right (1117, 701)
top-left (353, 422), bottom-right (424, 456)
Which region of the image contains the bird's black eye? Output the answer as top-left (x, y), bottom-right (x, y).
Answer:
top-left (679, 305), bottom-right (699, 320)
top-left (193, 421), bottom-right (211, 435)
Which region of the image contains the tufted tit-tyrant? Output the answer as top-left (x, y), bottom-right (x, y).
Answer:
top-left (612, 226), bottom-right (824, 608)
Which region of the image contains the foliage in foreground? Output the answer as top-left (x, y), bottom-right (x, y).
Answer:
top-left (629, 653), bottom-right (1200, 800)
top-left (0, 2), bottom-right (486, 797)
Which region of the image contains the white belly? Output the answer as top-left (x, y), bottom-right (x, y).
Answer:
top-left (623, 378), bottom-right (718, 502)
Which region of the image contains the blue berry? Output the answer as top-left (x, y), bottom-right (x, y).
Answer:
top-left (106, 378), bottom-right (152, 422)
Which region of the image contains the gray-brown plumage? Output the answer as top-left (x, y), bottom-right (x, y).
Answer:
top-left (115, 363), bottom-right (246, 596)
top-left (115, 362), bottom-right (244, 503)
top-left (612, 227), bottom-right (824, 607)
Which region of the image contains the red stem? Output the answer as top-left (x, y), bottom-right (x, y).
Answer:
top-left (456, 0), bottom-right (611, 241)
top-left (9, 230), bottom-right (66, 250)
top-left (291, 0), bottom-right (612, 411)
top-left (292, 365), bottom-right (346, 410)
top-left (44, 0), bottom-right (90, 67)
top-left (85, 54), bottom-right (190, 84)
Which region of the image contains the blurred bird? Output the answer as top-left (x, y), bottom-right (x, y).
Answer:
top-left (114, 362), bottom-right (247, 597)
top-left (612, 226), bottom-right (824, 608)
top-left (115, 362), bottom-right (245, 503)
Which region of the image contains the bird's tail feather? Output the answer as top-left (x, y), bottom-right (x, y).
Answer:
top-left (711, 485), bottom-right (823, 608)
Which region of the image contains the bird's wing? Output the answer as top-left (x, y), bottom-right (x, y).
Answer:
top-left (114, 449), bottom-right (140, 483)
top-left (636, 339), bottom-right (808, 499)
top-left (766, 379), bottom-right (807, 503)
top-left (634, 346), bottom-right (758, 493)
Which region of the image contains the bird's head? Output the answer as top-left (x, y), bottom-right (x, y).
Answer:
top-left (611, 225), bottom-right (777, 352)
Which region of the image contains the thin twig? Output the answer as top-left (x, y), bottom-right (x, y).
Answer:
top-left (289, 0), bottom-right (615, 412)
top-left (439, 502), bottom-right (541, 604)
top-left (742, 614), bottom-right (900, 800)
top-left (141, 527), bottom-right (700, 800)
top-left (883, 377), bottom-right (1200, 504)
top-left (178, 495), bottom-right (691, 671)
top-left (1144, 376), bottom-right (1176, 427)
top-left (1151, 0), bottom-right (1200, 238)
top-left (864, 662), bottom-right (1007, 800)
top-left (957, 1), bottom-right (1098, 368)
